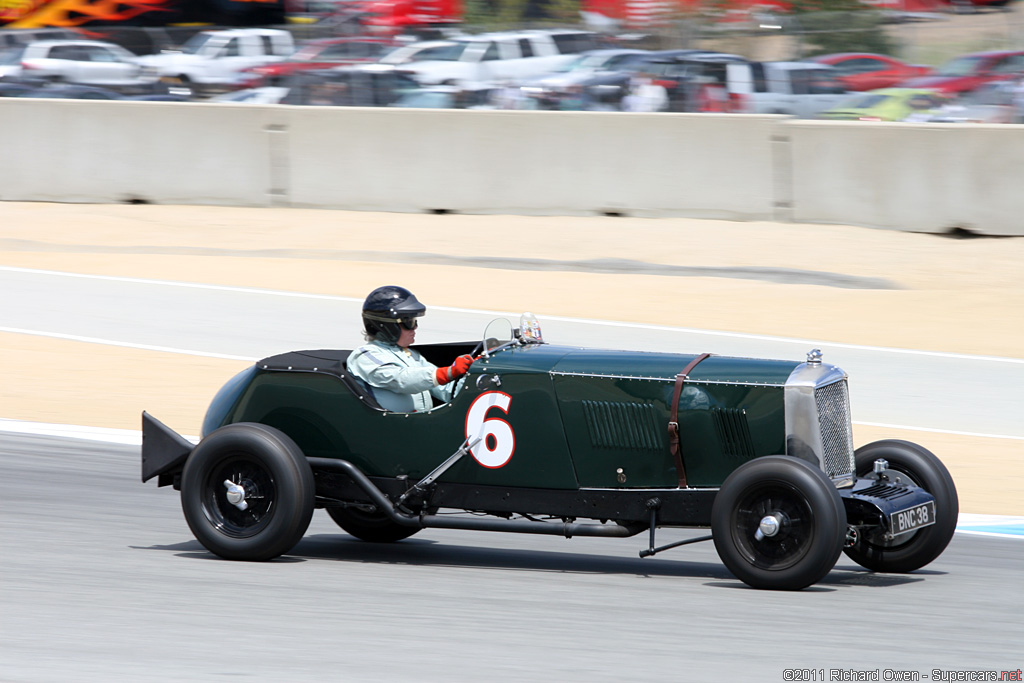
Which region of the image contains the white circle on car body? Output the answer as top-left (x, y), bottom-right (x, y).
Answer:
top-left (465, 391), bottom-right (515, 468)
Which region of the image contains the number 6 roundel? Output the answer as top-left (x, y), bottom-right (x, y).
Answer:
top-left (465, 391), bottom-right (515, 468)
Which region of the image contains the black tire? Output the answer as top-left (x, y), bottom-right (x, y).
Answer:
top-left (843, 440), bottom-right (958, 573)
top-left (326, 506), bottom-right (420, 543)
top-left (712, 456), bottom-right (846, 590)
top-left (181, 423), bottom-right (314, 561)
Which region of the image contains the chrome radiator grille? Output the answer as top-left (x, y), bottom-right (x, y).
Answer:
top-left (814, 380), bottom-right (855, 477)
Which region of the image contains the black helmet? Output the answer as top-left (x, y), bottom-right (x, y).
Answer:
top-left (362, 285), bottom-right (425, 343)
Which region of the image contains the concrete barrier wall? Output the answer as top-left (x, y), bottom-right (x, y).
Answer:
top-left (0, 100), bottom-right (778, 220)
top-left (786, 121), bottom-right (1024, 237)
top-left (1, 99), bottom-right (1021, 235)
top-left (285, 108), bottom-right (779, 219)
top-left (0, 99), bottom-right (284, 206)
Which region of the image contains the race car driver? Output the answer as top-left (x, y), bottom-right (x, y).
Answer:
top-left (347, 285), bottom-right (474, 413)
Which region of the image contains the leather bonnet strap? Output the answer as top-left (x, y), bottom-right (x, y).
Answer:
top-left (668, 352), bottom-right (712, 488)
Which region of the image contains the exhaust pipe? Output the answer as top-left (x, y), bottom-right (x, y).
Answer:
top-left (307, 457), bottom-right (643, 539)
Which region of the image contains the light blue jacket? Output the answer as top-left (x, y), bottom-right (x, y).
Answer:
top-left (347, 340), bottom-right (454, 413)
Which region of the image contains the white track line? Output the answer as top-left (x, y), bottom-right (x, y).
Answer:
top-left (2, 265), bottom-right (1022, 365)
top-left (0, 326), bottom-right (254, 361)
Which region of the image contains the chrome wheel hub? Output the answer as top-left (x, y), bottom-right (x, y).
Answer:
top-left (224, 480), bottom-right (249, 511)
top-left (755, 514), bottom-right (782, 540)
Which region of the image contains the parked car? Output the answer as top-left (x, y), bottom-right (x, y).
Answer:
top-left (634, 50), bottom-right (750, 112)
top-left (389, 83), bottom-right (494, 108)
top-left (0, 46), bottom-right (24, 80)
top-left (901, 49), bottom-right (1024, 96)
top-left (816, 88), bottom-right (949, 121)
top-left (141, 314), bottom-right (958, 591)
top-left (519, 48), bottom-right (648, 91)
top-left (209, 86), bottom-right (291, 104)
top-left (925, 78), bottom-right (1020, 123)
top-left (809, 52), bottom-right (932, 91)
top-left (10, 83), bottom-right (190, 100)
top-left (380, 29), bottom-right (601, 86)
top-left (238, 37), bottom-right (398, 87)
top-left (14, 83), bottom-right (125, 99)
top-left (521, 50), bottom-right (748, 112)
top-left (0, 40), bottom-right (159, 92)
top-left (137, 28), bottom-right (295, 95)
top-left (727, 61), bottom-right (849, 117)
top-left (0, 81), bottom-right (40, 97)
top-left (277, 63), bottom-right (422, 106)
top-left (0, 27), bottom-right (79, 51)
top-left (528, 47), bottom-right (650, 82)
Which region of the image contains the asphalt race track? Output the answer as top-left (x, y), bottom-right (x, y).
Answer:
top-left (0, 431), bottom-right (1020, 682)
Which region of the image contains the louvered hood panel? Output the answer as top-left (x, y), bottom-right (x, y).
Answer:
top-left (549, 348), bottom-right (794, 489)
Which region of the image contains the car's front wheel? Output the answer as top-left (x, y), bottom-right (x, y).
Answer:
top-left (712, 456), bottom-right (846, 590)
top-left (843, 440), bottom-right (958, 573)
top-left (180, 423), bottom-right (314, 561)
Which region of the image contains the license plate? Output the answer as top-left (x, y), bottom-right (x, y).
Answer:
top-left (889, 501), bottom-right (936, 535)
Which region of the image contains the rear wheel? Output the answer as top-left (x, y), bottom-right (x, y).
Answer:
top-left (843, 440), bottom-right (957, 573)
top-left (327, 506), bottom-right (420, 543)
top-left (181, 423), bottom-right (314, 561)
top-left (712, 456), bottom-right (846, 590)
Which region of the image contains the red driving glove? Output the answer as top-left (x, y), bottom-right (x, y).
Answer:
top-left (435, 354), bottom-right (474, 385)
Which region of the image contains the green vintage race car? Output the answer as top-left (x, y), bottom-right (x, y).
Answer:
top-left (141, 315), bottom-right (958, 590)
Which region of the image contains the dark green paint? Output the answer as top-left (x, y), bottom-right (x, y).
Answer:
top-left (206, 344), bottom-right (800, 491)
top-left (219, 358), bottom-right (580, 489)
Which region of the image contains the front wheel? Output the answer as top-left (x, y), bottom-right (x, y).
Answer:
top-left (180, 423), bottom-right (314, 561)
top-left (712, 456), bottom-right (846, 590)
top-left (843, 440), bottom-right (958, 573)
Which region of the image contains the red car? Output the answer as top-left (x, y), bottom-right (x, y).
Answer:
top-left (239, 37), bottom-right (398, 87)
top-left (809, 53), bottom-right (931, 92)
top-left (901, 49), bottom-right (1024, 96)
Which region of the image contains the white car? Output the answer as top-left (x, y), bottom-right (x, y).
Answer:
top-left (137, 28), bottom-right (295, 92)
top-left (727, 61), bottom-right (849, 118)
top-left (523, 48), bottom-right (650, 90)
top-left (0, 40), bottom-right (158, 89)
top-left (925, 80), bottom-right (1020, 124)
top-left (380, 29), bottom-right (601, 86)
top-left (209, 86), bottom-right (290, 104)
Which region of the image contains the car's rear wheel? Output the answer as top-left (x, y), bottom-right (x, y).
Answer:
top-left (327, 506), bottom-right (420, 543)
top-left (843, 440), bottom-right (957, 573)
top-left (181, 423), bottom-right (314, 561)
top-left (712, 456), bottom-right (846, 590)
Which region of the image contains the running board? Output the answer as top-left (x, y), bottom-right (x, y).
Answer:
top-left (306, 457), bottom-right (645, 539)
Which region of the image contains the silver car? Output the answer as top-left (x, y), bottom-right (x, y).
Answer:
top-left (0, 40), bottom-right (158, 89)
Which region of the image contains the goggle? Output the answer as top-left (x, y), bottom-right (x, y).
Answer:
top-left (399, 317), bottom-right (419, 330)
